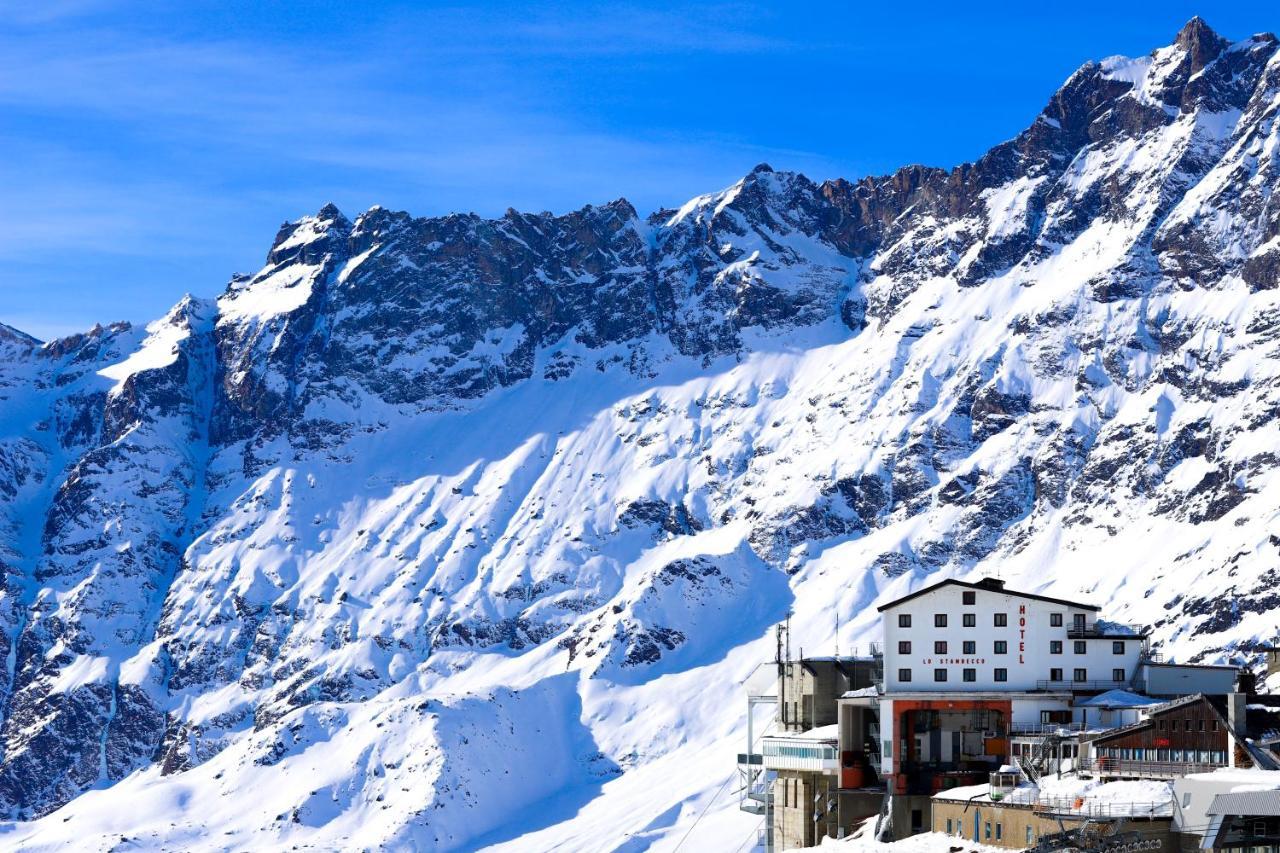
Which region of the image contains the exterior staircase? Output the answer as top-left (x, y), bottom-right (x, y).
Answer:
top-left (1018, 731), bottom-right (1062, 785)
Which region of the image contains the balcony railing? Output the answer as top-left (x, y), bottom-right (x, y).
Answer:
top-left (1035, 679), bottom-right (1128, 691)
top-left (1066, 627), bottom-right (1143, 639)
top-left (1009, 721), bottom-right (1087, 735)
top-left (1077, 757), bottom-right (1226, 778)
top-left (1034, 796), bottom-right (1172, 818)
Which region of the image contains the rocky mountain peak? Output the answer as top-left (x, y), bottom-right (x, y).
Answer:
top-left (1174, 16), bottom-right (1229, 71)
top-left (0, 322), bottom-right (39, 348)
top-left (264, 203), bottom-right (353, 267)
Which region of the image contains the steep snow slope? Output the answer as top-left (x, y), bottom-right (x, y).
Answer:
top-left (2, 16), bottom-right (1280, 852)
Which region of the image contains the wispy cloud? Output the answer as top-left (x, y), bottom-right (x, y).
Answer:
top-left (0, 2), bottom-right (847, 335)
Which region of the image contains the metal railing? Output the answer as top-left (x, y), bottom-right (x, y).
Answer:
top-left (1034, 797), bottom-right (1173, 818)
top-left (1067, 626), bottom-right (1144, 639)
top-left (1010, 721), bottom-right (1087, 735)
top-left (1077, 757), bottom-right (1226, 777)
top-left (1035, 679), bottom-right (1128, 691)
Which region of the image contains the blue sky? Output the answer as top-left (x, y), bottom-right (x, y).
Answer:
top-left (3, 2), bottom-right (1280, 340)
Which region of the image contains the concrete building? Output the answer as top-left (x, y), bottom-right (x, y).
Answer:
top-left (741, 654), bottom-right (881, 852)
top-left (777, 657), bottom-right (878, 732)
top-left (760, 726), bottom-right (842, 851)
top-left (1265, 646), bottom-right (1280, 678)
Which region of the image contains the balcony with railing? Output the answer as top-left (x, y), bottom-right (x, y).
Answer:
top-left (760, 737), bottom-right (839, 773)
top-left (1066, 619), bottom-right (1147, 640)
top-left (1077, 756), bottom-right (1227, 778)
top-left (1033, 796), bottom-right (1173, 818)
top-left (1034, 678), bottom-right (1129, 692)
top-left (1009, 721), bottom-right (1087, 736)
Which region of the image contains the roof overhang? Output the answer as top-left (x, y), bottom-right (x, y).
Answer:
top-left (876, 578), bottom-right (1101, 612)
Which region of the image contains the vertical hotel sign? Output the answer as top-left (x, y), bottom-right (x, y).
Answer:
top-left (1018, 604), bottom-right (1026, 664)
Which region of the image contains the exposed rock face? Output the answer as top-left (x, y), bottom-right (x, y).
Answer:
top-left (2, 17), bottom-right (1280, 849)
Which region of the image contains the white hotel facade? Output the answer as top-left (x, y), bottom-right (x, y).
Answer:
top-left (881, 577), bottom-right (1144, 694)
top-left (874, 577), bottom-right (1146, 791)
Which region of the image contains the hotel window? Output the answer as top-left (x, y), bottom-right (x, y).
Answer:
top-left (963, 640), bottom-right (976, 654)
top-left (1050, 640), bottom-right (1063, 654)
top-left (1026, 827), bottom-right (1034, 846)
top-left (898, 614), bottom-right (912, 628)
top-left (1051, 613), bottom-right (1063, 627)
top-left (963, 591), bottom-right (976, 605)
top-left (964, 668), bottom-right (976, 682)
top-left (1212, 720), bottom-right (1219, 731)
top-left (1113, 641), bottom-right (1125, 655)
top-left (994, 668), bottom-right (1008, 682)
top-left (1198, 720), bottom-right (1204, 732)
top-left (946, 819), bottom-right (953, 834)
top-left (994, 641), bottom-right (1008, 654)
top-left (994, 613), bottom-right (1008, 627)
top-left (996, 825), bottom-right (1003, 841)
top-left (935, 614), bottom-right (948, 628)
top-left (1050, 667), bottom-right (1063, 681)
top-left (1073, 668), bottom-right (1087, 682)
top-left (1113, 668), bottom-right (1125, 682)
top-left (899, 668), bottom-right (912, 683)
top-left (1158, 720), bottom-right (1165, 730)
top-left (935, 641), bottom-right (948, 654)
top-left (1074, 640), bottom-right (1087, 654)
top-left (963, 613), bottom-right (976, 627)
top-left (1184, 720), bottom-right (1192, 731)
top-left (934, 669), bottom-right (948, 682)
top-left (899, 641), bottom-right (912, 654)
top-left (985, 823), bottom-right (992, 840)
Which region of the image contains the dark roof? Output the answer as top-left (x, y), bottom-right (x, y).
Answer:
top-left (1096, 694), bottom-right (1280, 746)
top-left (1208, 791), bottom-right (1280, 817)
top-left (798, 657), bottom-right (877, 677)
top-left (876, 578), bottom-right (1100, 612)
top-left (1093, 694), bottom-right (1218, 745)
top-left (1143, 662), bottom-right (1239, 671)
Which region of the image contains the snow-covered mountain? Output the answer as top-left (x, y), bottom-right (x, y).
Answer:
top-left (2, 16), bottom-right (1280, 850)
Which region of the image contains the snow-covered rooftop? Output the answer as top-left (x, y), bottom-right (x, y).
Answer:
top-left (934, 777), bottom-right (1173, 817)
top-left (769, 723), bottom-right (840, 741)
top-left (1076, 689), bottom-right (1162, 708)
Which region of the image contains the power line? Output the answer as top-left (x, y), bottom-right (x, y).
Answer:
top-left (672, 771), bottom-right (736, 853)
top-left (732, 817), bottom-right (766, 853)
